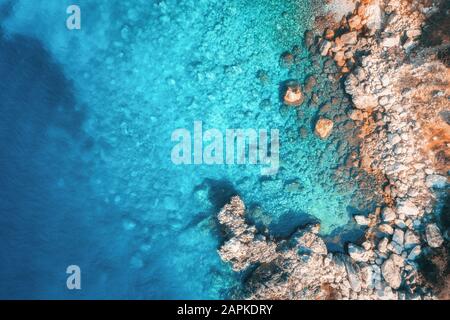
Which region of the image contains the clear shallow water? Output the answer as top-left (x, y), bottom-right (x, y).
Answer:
top-left (0, 0), bottom-right (371, 299)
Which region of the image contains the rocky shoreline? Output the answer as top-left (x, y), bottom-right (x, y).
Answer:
top-left (217, 0), bottom-right (449, 299)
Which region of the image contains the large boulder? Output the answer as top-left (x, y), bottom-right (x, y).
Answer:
top-left (397, 200), bottom-right (420, 217)
top-left (315, 118), bottom-right (334, 139)
top-left (381, 255), bottom-right (403, 289)
top-left (348, 243), bottom-right (371, 262)
top-left (425, 174), bottom-right (448, 189)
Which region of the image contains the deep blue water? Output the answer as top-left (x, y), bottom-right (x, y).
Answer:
top-left (0, 0), bottom-right (371, 299)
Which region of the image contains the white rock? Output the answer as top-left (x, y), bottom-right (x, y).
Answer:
top-left (388, 134), bottom-right (401, 145)
top-left (388, 241), bottom-right (403, 255)
top-left (378, 238), bottom-right (389, 254)
top-left (406, 29), bottom-right (421, 38)
top-left (340, 31), bottom-right (358, 45)
top-left (397, 200), bottom-right (420, 217)
top-left (395, 219), bottom-right (407, 229)
top-left (354, 215), bottom-right (370, 226)
top-left (348, 244), bottom-right (371, 262)
top-left (344, 261), bottom-right (362, 293)
top-left (379, 223), bottom-right (394, 235)
top-left (319, 40), bottom-right (332, 56)
top-left (365, 0), bottom-right (383, 32)
top-left (382, 35), bottom-right (400, 48)
top-left (425, 223), bottom-right (444, 248)
top-left (382, 207), bottom-right (396, 222)
top-left (425, 175), bottom-right (448, 189)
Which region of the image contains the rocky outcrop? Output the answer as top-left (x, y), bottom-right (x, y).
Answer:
top-left (217, 196), bottom-right (433, 300)
top-left (218, 0), bottom-right (448, 300)
top-left (218, 196), bottom-right (277, 271)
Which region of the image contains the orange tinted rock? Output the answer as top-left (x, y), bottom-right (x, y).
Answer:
top-left (283, 83), bottom-right (304, 106)
top-left (324, 28), bottom-right (335, 40)
top-left (340, 31), bottom-right (358, 45)
top-left (315, 118), bottom-right (334, 139)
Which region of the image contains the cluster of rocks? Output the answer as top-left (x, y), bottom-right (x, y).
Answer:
top-left (318, 0), bottom-right (449, 296)
top-left (218, 0), bottom-right (449, 300)
top-left (217, 196), bottom-right (429, 299)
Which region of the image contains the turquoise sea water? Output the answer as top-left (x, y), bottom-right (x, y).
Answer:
top-left (0, 0), bottom-right (375, 298)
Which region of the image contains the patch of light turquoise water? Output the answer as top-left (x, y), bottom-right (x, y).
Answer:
top-left (1, 0), bottom-right (367, 298)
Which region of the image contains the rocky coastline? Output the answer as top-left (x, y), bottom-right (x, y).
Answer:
top-left (217, 0), bottom-right (449, 299)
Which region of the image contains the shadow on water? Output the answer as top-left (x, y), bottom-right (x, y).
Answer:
top-left (0, 27), bottom-right (95, 298)
top-left (267, 210), bottom-right (318, 240)
top-left (0, 33), bottom-right (84, 140)
top-left (183, 179), bottom-right (239, 231)
top-left (201, 178), bottom-right (239, 212)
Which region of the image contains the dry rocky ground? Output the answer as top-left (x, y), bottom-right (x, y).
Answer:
top-left (218, 0), bottom-right (449, 300)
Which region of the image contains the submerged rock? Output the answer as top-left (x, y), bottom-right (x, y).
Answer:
top-left (280, 51), bottom-right (294, 68)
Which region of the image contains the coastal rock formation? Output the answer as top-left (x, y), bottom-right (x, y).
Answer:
top-left (217, 196), bottom-right (432, 300)
top-left (218, 196), bottom-right (277, 271)
top-left (425, 224), bottom-right (444, 248)
top-left (218, 0), bottom-right (449, 300)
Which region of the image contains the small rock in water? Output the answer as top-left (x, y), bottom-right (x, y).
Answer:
top-left (283, 82), bottom-right (304, 106)
top-left (348, 243), bottom-right (370, 262)
top-left (315, 118), bottom-right (334, 139)
top-left (304, 75), bottom-right (317, 93)
top-left (256, 70), bottom-right (270, 84)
